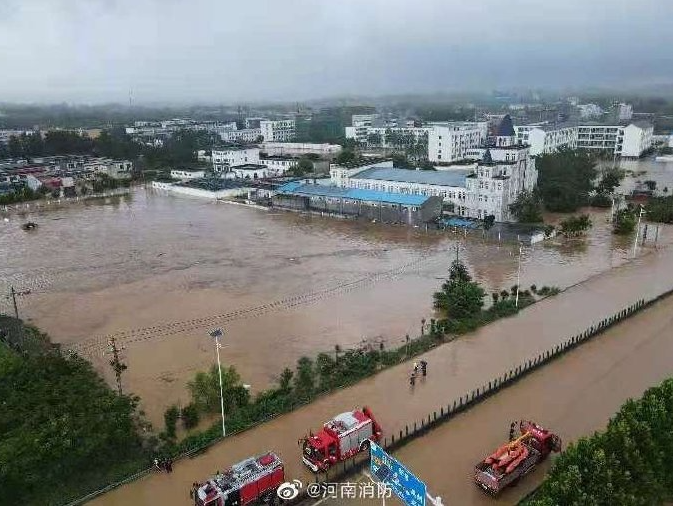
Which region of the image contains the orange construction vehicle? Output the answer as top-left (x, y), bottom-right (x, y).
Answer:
top-left (474, 420), bottom-right (561, 495)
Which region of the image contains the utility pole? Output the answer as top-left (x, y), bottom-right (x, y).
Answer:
top-left (108, 337), bottom-right (127, 396)
top-left (515, 244), bottom-right (523, 307)
top-left (633, 205), bottom-right (645, 258)
top-left (10, 286), bottom-right (19, 319)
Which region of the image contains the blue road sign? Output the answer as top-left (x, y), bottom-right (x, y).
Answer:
top-left (370, 442), bottom-right (426, 506)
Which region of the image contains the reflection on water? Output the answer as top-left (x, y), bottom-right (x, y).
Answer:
top-left (1, 161), bottom-right (672, 426)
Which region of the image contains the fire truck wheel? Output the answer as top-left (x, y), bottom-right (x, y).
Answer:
top-left (359, 439), bottom-right (371, 452)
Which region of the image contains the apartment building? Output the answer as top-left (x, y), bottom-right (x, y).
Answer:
top-left (260, 120), bottom-right (296, 142)
top-left (212, 147), bottom-right (260, 173)
top-left (219, 128), bottom-right (262, 143)
top-left (427, 122), bottom-right (488, 163)
top-left (516, 121), bottom-right (653, 157)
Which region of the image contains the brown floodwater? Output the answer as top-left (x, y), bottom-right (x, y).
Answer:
top-left (329, 288), bottom-right (673, 506)
top-left (85, 236), bottom-right (673, 506)
top-left (2, 183), bottom-right (669, 426)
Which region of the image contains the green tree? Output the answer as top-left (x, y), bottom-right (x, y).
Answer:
top-left (536, 148), bottom-right (597, 212)
top-left (187, 364), bottom-right (246, 414)
top-left (596, 167), bottom-right (624, 194)
top-left (559, 214), bottom-right (592, 237)
top-left (0, 349), bottom-right (143, 505)
top-left (613, 208), bottom-right (637, 235)
top-left (645, 196), bottom-right (673, 223)
top-left (278, 367), bottom-right (294, 392)
top-left (293, 356), bottom-right (315, 400)
top-left (434, 260), bottom-right (485, 319)
top-left (287, 157), bottom-right (313, 176)
top-left (335, 148), bottom-right (356, 165)
top-left (509, 190), bottom-right (544, 223)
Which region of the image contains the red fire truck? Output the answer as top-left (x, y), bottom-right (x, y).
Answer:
top-left (195, 452), bottom-right (285, 506)
top-left (474, 420), bottom-right (562, 495)
top-left (301, 406), bottom-right (382, 472)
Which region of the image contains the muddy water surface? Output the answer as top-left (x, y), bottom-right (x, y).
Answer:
top-left (0, 177), bottom-right (671, 426)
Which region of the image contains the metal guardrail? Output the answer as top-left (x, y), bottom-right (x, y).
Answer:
top-left (293, 292), bottom-right (672, 504)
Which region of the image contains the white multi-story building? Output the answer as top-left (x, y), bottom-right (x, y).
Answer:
top-left (260, 120), bottom-right (295, 142)
top-left (219, 128), bottom-right (262, 143)
top-left (427, 122), bottom-right (488, 163)
top-left (258, 156), bottom-right (297, 176)
top-left (332, 117), bottom-right (537, 222)
top-left (617, 103), bottom-right (633, 121)
top-left (515, 123), bottom-right (578, 156)
top-left (345, 114), bottom-right (380, 143)
top-left (516, 121), bottom-right (653, 157)
top-left (212, 147), bottom-right (260, 173)
top-left (346, 125), bottom-right (431, 147)
top-left (576, 125), bottom-right (621, 152)
top-left (620, 122), bottom-right (654, 158)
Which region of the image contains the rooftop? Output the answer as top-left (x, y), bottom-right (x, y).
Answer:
top-left (352, 167), bottom-right (470, 188)
top-left (179, 178), bottom-right (252, 191)
top-left (231, 164), bottom-right (267, 170)
top-left (277, 181), bottom-right (431, 206)
top-left (332, 157), bottom-right (389, 169)
top-left (496, 115), bottom-right (516, 137)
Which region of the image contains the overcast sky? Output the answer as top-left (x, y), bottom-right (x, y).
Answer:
top-left (1, 0), bottom-right (672, 104)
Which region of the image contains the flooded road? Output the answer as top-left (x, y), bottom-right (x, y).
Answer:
top-left (2, 185), bottom-right (668, 426)
top-left (88, 240), bottom-right (673, 506)
top-left (332, 284), bottom-right (673, 506)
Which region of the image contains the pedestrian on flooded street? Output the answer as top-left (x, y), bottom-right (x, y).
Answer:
top-left (165, 458), bottom-right (173, 473)
top-left (409, 372), bottom-right (416, 387)
top-left (413, 361), bottom-right (419, 375)
top-left (420, 360), bottom-right (428, 377)
top-left (153, 458), bottom-right (162, 472)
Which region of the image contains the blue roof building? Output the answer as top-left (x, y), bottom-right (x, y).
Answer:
top-left (273, 181), bottom-right (442, 225)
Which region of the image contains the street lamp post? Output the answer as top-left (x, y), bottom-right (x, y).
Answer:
top-left (209, 328), bottom-right (227, 437)
top-left (633, 205), bottom-right (645, 258)
top-left (515, 244), bottom-right (523, 308)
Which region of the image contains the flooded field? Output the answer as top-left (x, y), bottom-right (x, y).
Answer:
top-left (1, 156), bottom-right (671, 426)
top-left (88, 244), bottom-right (673, 506)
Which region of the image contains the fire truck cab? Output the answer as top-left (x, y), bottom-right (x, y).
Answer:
top-left (301, 407), bottom-right (382, 472)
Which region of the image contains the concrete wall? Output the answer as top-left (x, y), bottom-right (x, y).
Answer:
top-left (151, 181), bottom-right (250, 199)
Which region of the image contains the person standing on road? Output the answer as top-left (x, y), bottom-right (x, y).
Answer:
top-left (420, 360), bottom-right (428, 377)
